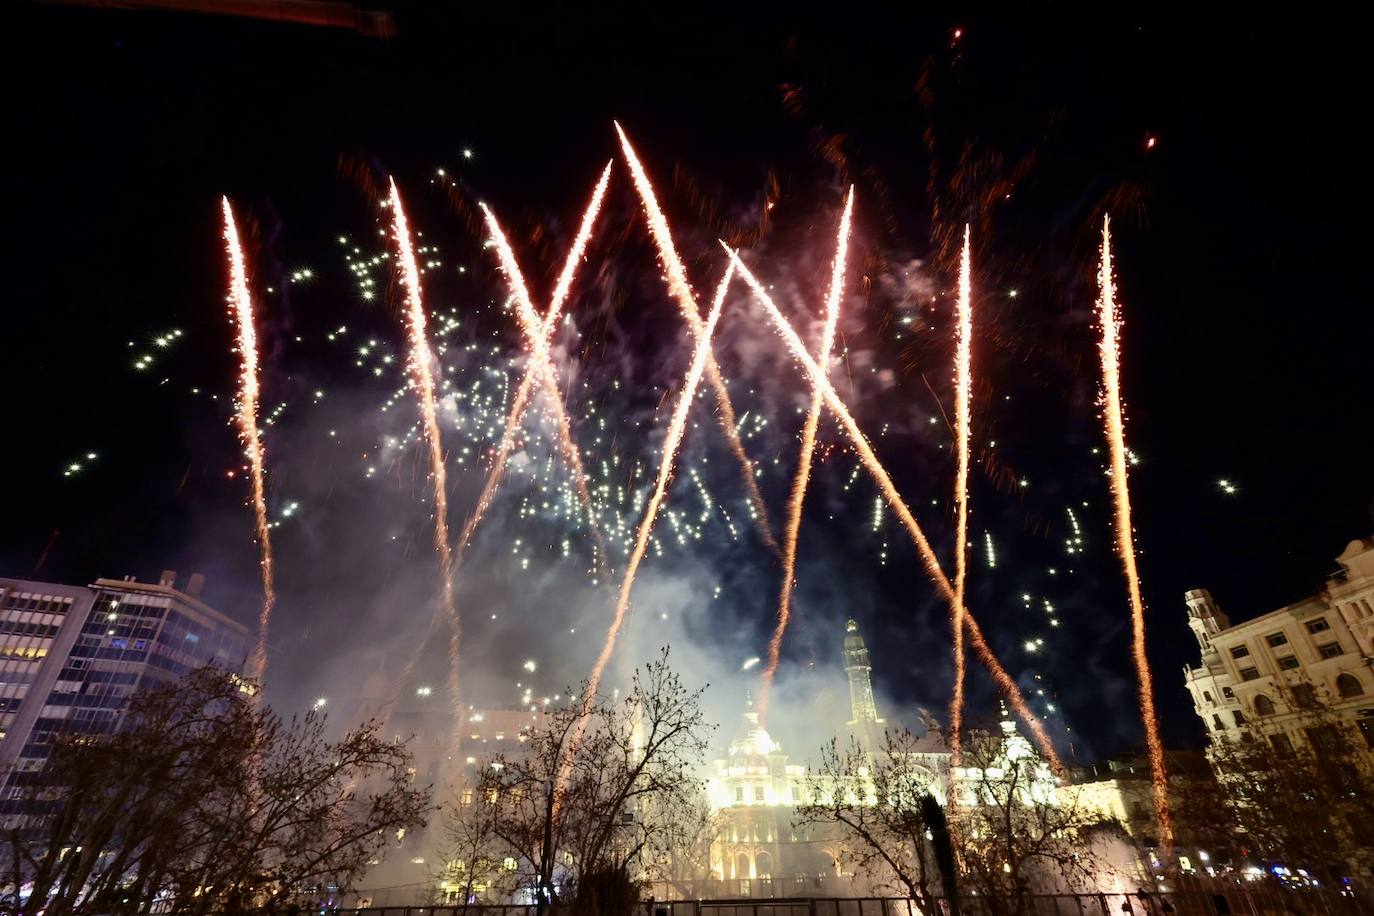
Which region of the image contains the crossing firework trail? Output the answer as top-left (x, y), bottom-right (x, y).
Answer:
top-left (758, 188), bottom-right (853, 720)
top-left (726, 244), bottom-right (1063, 774)
top-left (1095, 214), bottom-right (1172, 845)
top-left (221, 197), bottom-right (276, 689)
top-left (459, 165), bottom-right (614, 581)
top-left (556, 260), bottom-right (737, 813)
top-left (615, 123), bottom-right (780, 558)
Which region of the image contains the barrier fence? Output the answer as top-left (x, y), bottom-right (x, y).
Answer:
top-left (321, 888), bottom-right (1365, 916)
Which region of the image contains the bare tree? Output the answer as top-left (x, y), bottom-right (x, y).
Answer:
top-left (794, 729), bottom-right (949, 912)
top-left (432, 784), bottom-right (519, 909)
top-left (1, 666), bottom-right (429, 915)
top-left (447, 648), bottom-right (712, 914)
top-left (1176, 679), bottom-right (1374, 884)
top-left (637, 797), bottom-right (722, 901)
top-left (953, 725), bottom-right (1125, 916)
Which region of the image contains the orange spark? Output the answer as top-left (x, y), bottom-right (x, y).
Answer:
top-left (758, 187), bottom-right (853, 720)
top-left (1096, 214), bottom-right (1172, 845)
top-left (459, 165), bottom-right (613, 580)
top-left (222, 197), bottom-right (276, 689)
top-left (726, 245), bottom-right (1063, 774)
top-left (949, 225), bottom-right (972, 766)
top-left (388, 179), bottom-right (461, 729)
top-left (614, 122), bottom-right (780, 558)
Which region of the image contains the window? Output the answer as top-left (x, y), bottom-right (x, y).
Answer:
top-left (1306, 617), bottom-right (1331, 634)
top-left (1359, 718), bottom-right (1374, 750)
top-left (1319, 643), bottom-right (1344, 659)
top-left (754, 786), bottom-right (765, 802)
top-left (1264, 632), bottom-right (1288, 648)
top-left (1254, 694), bottom-right (1275, 716)
top-left (1277, 656), bottom-right (1300, 671)
top-left (1239, 667), bottom-right (1260, 682)
top-left (1230, 645), bottom-right (1251, 659)
top-left (1305, 725), bottom-right (1342, 754)
top-left (756, 852), bottom-right (772, 878)
top-left (1291, 683), bottom-right (1318, 708)
top-left (1223, 686), bottom-right (1235, 699)
top-left (1212, 714), bottom-right (1224, 730)
top-left (1233, 711), bottom-right (1246, 726)
top-left (1203, 690), bottom-right (1214, 704)
top-left (1336, 673), bottom-right (1363, 698)
top-left (735, 787), bottom-right (744, 802)
top-left (1269, 733), bottom-right (1295, 757)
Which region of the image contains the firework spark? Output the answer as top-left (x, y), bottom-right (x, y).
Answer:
top-left (949, 226), bottom-right (972, 767)
top-left (387, 179), bottom-right (461, 728)
top-left (758, 187), bottom-right (853, 719)
top-left (461, 165), bottom-right (614, 579)
top-left (726, 245), bottom-right (1063, 773)
top-left (1095, 215), bottom-right (1171, 845)
top-left (557, 260), bottom-right (737, 810)
top-left (222, 197), bottom-right (276, 688)
top-left (615, 122), bottom-right (780, 558)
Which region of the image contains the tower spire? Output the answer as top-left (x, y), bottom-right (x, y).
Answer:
top-left (843, 618), bottom-right (883, 726)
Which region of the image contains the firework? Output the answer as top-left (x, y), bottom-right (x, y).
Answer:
top-left (949, 226), bottom-right (972, 767)
top-left (726, 245), bottom-right (1063, 773)
top-left (387, 179), bottom-right (461, 730)
top-left (461, 165), bottom-right (614, 579)
top-left (615, 123), bottom-right (780, 557)
top-left (221, 197), bottom-right (276, 688)
top-left (758, 187), bottom-right (853, 719)
top-left (557, 260), bottom-right (737, 810)
top-left (1095, 215), bottom-right (1172, 845)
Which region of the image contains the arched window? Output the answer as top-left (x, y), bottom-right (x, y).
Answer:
top-left (1337, 673), bottom-right (1364, 698)
top-left (757, 852), bottom-right (773, 878)
top-left (736, 853), bottom-right (752, 880)
top-left (1254, 694), bottom-right (1276, 716)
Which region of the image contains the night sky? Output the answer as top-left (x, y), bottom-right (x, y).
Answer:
top-left (6, 3), bottom-right (1371, 760)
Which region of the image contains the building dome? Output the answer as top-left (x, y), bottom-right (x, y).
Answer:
top-left (729, 695), bottom-right (779, 759)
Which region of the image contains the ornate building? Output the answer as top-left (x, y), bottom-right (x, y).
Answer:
top-left (1182, 535), bottom-right (1374, 757)
top-left (701, 618), bottom-right (951, 898)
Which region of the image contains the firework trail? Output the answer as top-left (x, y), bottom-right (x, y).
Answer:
top-left (556, 260), bottom-right (737, 811)
top-left (757, 188), bottom-right (853, 720)
top-left (387, 179), bottom-right (461, 731)
top-left (1095, 215), bottom-right (1172, 845)
top-left (726, 245), bottom-right (1063, 773)
top-left (949, 226), bottom-right (972, 767)
top-left (614, 123), bottom-right (781, 558)
top-left (458, 165), bottom-right (614, 581)
top-left (221, 197), bottom-right (276, 688)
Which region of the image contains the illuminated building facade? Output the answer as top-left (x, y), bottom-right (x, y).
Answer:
top-left (701, 618), bottom-right (950, 898)
top-left (1182, 535), bottom-right (1374, 758)
top-left (0, 571), bottom-right (253, 793)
